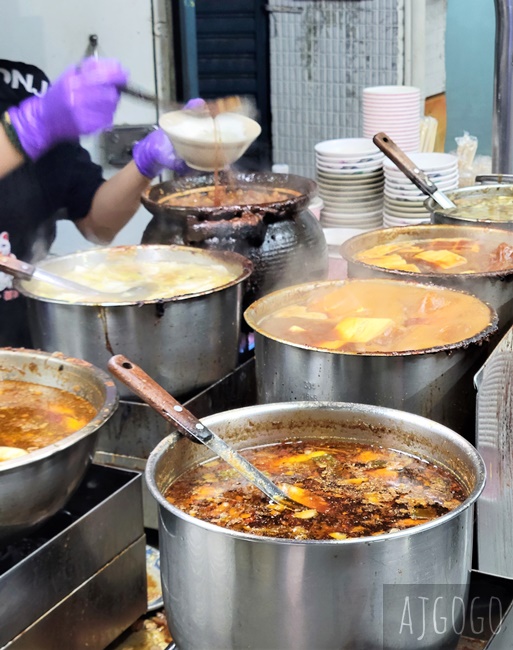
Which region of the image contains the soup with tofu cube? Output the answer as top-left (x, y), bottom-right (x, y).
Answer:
top-left (354, 237), bottom-right (513, 274)
top-left (250, 279), bottom-right (494, 353)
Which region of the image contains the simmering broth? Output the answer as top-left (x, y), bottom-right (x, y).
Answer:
top-left (25, 258), bottom-right (237, 303)
top-left (452, 194), bottom-right (513, 222)
top-left (166, 439), bottom-right (467, 541)
top-left (254, 280), bottom-right (492, 353)
top-left (355, 237), bottom-right (513, 273)
top-left (157, 185), bottom-right (299, 208)
top-left (0, 380), bottom-right (97, 455)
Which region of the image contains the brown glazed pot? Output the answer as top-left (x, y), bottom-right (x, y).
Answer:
top-left (140, 172), bottom-right (328, 303)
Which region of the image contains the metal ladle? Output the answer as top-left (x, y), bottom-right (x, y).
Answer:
top-left (107, 354), bottom-right (306, 511)
top-left (373, 131), bottom-right (457, 210)
top-left (0, 255), bottom-right (155, 302)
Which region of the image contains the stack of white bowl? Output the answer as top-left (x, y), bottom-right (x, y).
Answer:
top-left (315, 138), bottom-right (384, 230)
top-left (383, 152), bottom-right (459, 227)
top-left (362, 86), bottom-right (421, 152)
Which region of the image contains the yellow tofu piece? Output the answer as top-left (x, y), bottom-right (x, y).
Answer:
top-left (413, 249), bottom-right (467, 269)
top-left (329, 532), bottom-right (348, 540)
top-left (335, 317), bottom-right (394, 343)
top-left (288, 325), bottom-right (307, 333)
top-left (356, 243), bottom-right (403, 260)
top-left (364, 254), bottom-right (421, 273)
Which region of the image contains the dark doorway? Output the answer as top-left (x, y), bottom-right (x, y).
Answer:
top-left (172, 0), bottom-right (272, 170)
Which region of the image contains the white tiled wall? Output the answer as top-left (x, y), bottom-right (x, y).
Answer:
top-left (270, 0), bottom-right (447, 177)
top-left (269, 0), bottom-right (403, 177)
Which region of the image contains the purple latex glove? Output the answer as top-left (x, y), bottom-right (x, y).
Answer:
top-left (9, 57), bottom-right (129, 160)
top-left (132, 98), bottom-right (206, 179)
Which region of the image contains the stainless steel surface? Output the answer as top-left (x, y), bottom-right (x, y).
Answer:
top-left (4, 536), bottom-right (146, 650)
top-left (427, 184), bottom-right (513, 230)
top-left (373, 131), bottom-right (456, 209)
top-left (475, 323), bottom-right (513, 578)
top-left (245, 279), bottom-right (498, 439)
top-left (0, 349), bottom-right (118, 543)
top-left (108, 354), bottom-right (300, 510)
top-left (18, 244), bottom-right (252, 400)
top-left (476, 174), bottom-right (513, 185)
top-left (493, 0), bottom-right (513, 174)
top-left (146, 401), bottom-right (485, 650)
top-left (341, 224), bottom-right (513, 335)
top-left (0, 465), bottom-right (145, 647)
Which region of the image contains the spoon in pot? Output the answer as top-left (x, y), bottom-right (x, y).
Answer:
top-left (0, 255), bottom-right (156, 302)
top-left (108, 354), bottom-right (319, 511)
top-left (373, 132), bottom-right (457, 210)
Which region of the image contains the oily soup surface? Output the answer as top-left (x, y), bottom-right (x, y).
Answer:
top-left (452, 194), bottom-right (513, 222)
top-left (0, 380), bottom-right (97, 454)
top-left (355, 237), bottom-right (513, 273)
top-left (158, 185), bottom-right (299, 208)
top-left (27, 258), bottom-right (237, 303)
top-left (165, 439), bottom-right (467, 541)
top-left (256, 281), bottom-right (492, 353)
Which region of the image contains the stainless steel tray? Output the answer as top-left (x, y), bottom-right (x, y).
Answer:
top-left (0, 465), bottom-right (146, 648)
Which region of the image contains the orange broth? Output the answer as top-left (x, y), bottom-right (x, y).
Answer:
top-left (165, 439), bottom-right (467, 541)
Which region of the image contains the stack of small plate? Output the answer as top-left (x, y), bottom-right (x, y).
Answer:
top-left (363, 86), bottom-right (421, 152)
top-left (315, 138), bottom-right (384, 229)
top-left (383, 152), bottom-right (459, 227)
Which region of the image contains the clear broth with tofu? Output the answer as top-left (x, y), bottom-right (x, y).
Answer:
top-left (354, 237), bottom-right (513, 273)
top-left (255, 280), bottom-right (492, 353)
top-left (0, 380), bottom-right (98, 455)
top-left (165, 439), bottom-right (468, 540)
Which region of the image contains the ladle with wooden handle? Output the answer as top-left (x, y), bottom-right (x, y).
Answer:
top-left (108, 354), bottom-right (310, 511)
top-left (373, 132), bottom-right (457, 210)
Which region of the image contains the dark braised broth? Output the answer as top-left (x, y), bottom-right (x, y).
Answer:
top-left (158, 185), bottom-right (299, 208)
top-left (0, 380), bottom-right (98, 453)
top-left (165, 439), bottom-right (468, 540)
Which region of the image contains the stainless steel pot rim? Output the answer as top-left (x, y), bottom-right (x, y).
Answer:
top-left (0, 348), bottom-right (118, 472)
top-left (244, 278), bottom-right (499, 357)
top-left (17, 244), bottom-right (253, 307)
top-left (425, 183), bottom-right (513, 221)
top-left (145, 400), bottom-right (486, 546)
top-left (341, 224), bottom-right (513, 279)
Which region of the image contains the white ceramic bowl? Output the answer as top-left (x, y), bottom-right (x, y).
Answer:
top-left (315, 138), bottom-right (381, 157)
top-left (159, 110), bottom-right (261, 171)
top-left (383, 152), bottom-right (458, 172)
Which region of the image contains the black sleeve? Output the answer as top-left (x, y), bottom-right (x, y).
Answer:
top-left (35, 141), bottom-right (106, 221)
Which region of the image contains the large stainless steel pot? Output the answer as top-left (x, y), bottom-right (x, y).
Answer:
top-left (146, 401), bottom-right (485, 650)
top-left (426, 184), bottom-right (513, 229)
top-left (341, 224), bottom-right (513, 335)
top-left (140, 172), bottom-right (328, 303)
top-left (18, 245), bottom-right (252, 400)
top-left (244, 279), bottom-right (498, 439)
top-left (0, 348), bottom-right (118, 543)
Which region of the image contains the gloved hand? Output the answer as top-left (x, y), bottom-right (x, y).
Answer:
top-left (132, 98), bottom-right (206, 179)
top-left (8, 57), bottom-right (128, 160)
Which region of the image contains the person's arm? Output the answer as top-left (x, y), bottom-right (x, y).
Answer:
top-left (75, 161), bottom-right (150, 243)
top-left (0, 116), bottom-right (25, 178)
top-left (75, 113), bottom-right (204, 244)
